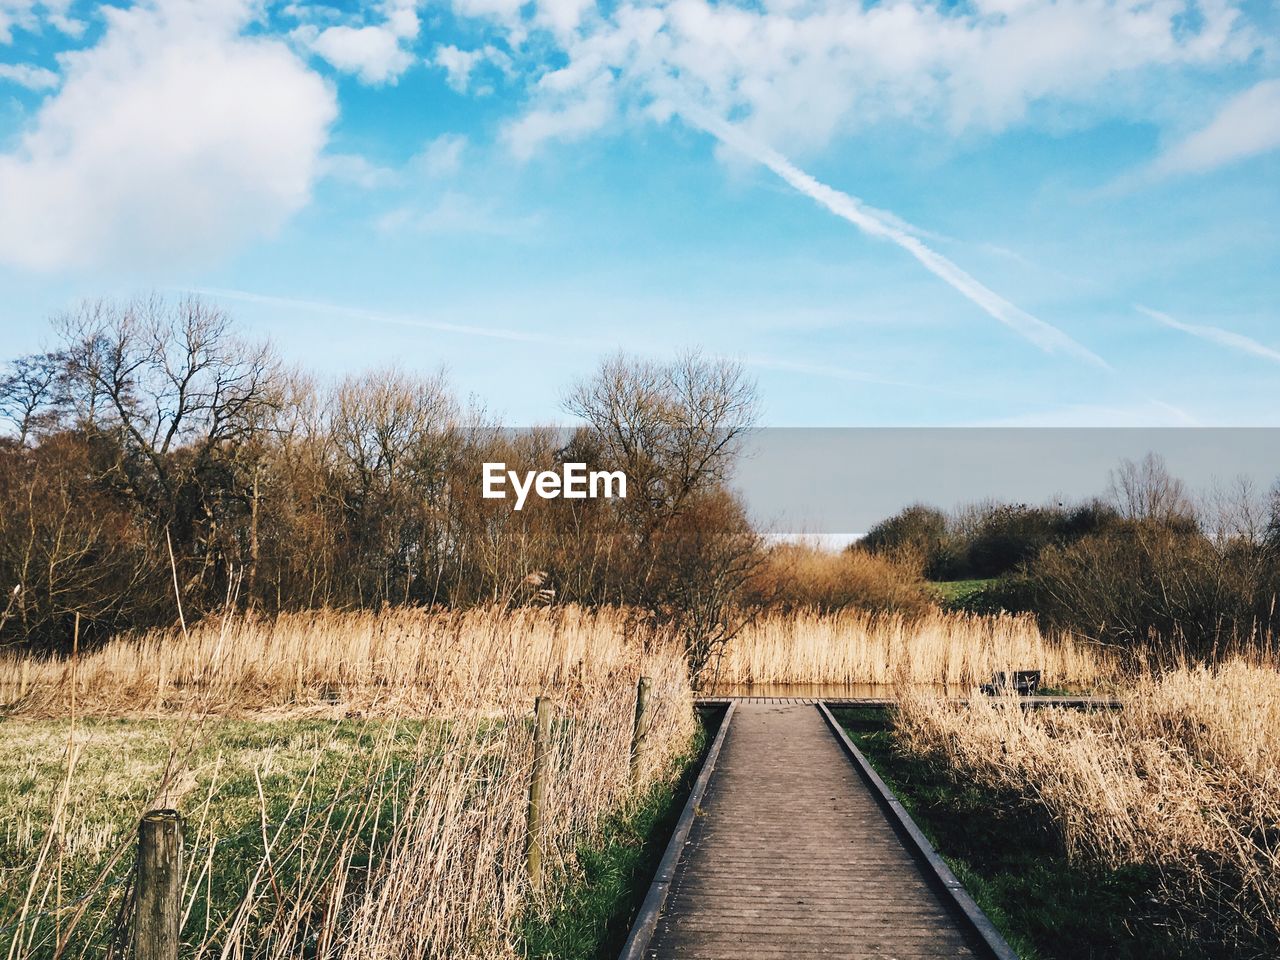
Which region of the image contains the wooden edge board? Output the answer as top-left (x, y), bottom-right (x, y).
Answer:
top-left (695, 696), bottom-right (1122, 709)
top-left (617, 700), bottom-right (737, 960)
top-left (817, 700), bottom-right (1022, 960)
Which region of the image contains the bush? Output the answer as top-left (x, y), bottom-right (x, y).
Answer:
top-left (860, 504), bottom-right (948, 571)
top-left (861, 499), bottom-right (1126, 582)
top-left (744, 542), bottom-right (933, 616)
top-left (1024, 519), bottom-right (1277, 654)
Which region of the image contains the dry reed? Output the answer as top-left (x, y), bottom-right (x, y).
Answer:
top-left (0, 606), bottom-right (677, 718)
top-left (893, 662), bottom-right (1280, 949)
top-left (0, 608), bottom-right (698, 959)
top-left (716, 608), bottom-right (1111, 687)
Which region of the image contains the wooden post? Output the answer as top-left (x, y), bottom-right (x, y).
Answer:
top-left (19, 658), bottom-right (29, 700)
top-left (526, 696), bottom-right (552, 893)
top-left (630, 676), bottom-right (653, 786)
top-left (134, 809), bottom-right (183, 960)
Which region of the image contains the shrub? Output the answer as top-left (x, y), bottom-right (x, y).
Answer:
top-left (744, 542), bottom-right (933, 616)
top-left (1024, 519), bottom-right (1277, 654)
top-left (859, 504), bottom-right (948, 572)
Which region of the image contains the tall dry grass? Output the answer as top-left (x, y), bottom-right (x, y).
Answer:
top-left (0, 608), bottom-right (697, 959)
top-left (744, 544), bottom-right (933, 615)
top-left (0, 605), bottom-right (679, 718)
top-left (893, 662), bottom-right (1280, 950)
top-left (716, 608), bottom-right (1111, 687)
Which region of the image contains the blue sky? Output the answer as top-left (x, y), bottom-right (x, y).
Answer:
top-left (0, 0), bottom-right (1277, 426)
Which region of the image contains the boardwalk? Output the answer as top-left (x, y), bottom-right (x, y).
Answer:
top-left (645, 702), bottom-right (987, 959)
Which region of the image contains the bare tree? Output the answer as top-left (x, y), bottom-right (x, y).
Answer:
top-left (329, 367), bottom-right (459, 605)
top-left (564, 350), bottom-right (758, 520)
top-left (54, 296), bottom-right (282, 511)
top-left (564, 352), bottom-right (761, 675)
top-left (1108, 453), bottom-right (1195, 528)
top-left (0, 353), bottom-right (62, 445)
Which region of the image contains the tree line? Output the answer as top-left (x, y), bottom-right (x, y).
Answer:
top-left (0, 297), bottom-right (760, 671)
top-left (859, 453), bottom-right (1280, 655)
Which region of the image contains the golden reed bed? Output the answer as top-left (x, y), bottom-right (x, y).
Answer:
top-left (0, 605), bottom-right (1110, 717)
top-left (894, 662), bottom-right (1280, 950)
top-left (716, 608), bottom-right (1110, 688)
top-left (0, 606), bottom-right (685, 718)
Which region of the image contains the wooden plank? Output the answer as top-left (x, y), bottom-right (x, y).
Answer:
top-left (817, 701), bottom-right (1020, 960)
top-left (635, 702), bottom-right (996, 960)
top-left (696, 695), bottom-right (1122, 709)
top-left (617, 701), bottom-right (737, 960)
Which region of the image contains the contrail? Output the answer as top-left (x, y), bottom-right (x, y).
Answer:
top-left (183, 286), bottom-right (599, 349)
top-left (1138, 305), bottom-right (1280, 364)
top-left (682, 106), bottom-right (1109, 369)
top-left (741, 356), bottom-right (986, 397)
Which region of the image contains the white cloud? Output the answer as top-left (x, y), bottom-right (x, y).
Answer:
top-left (452, 0), bottom-right (528, 22)
top-left (503, 73), bottom-right (613, 158)
top-left (191, 285), bottom-right (582, 346)
top-left (293, 0), bottom-right (420, 85)
top-left (0, 0), bottom-right (337, 271)
top-left (536, 0), bottom-right (595, 36)
top-left (376, 191), bottom-right (541, 237)
top-left (1138, 306), bottom-right (1280, 364)
top-left (0, 61), bottom-right (59, 89)
top-left (1149, 79), bottom-right (1280, 177)
top-left (692, 106), bottom-right (1107, 367)
top-left (433, 43), bottom-right (512, 94)
top-left (434, 44), bottom-right (483, 93)
top-left (415, 133), bottom-right (468, 177)
top-left (458, 0), bottom-right (1262, 157)
top-left (320, 152), bottom-right (398, 189)
top-left (0, 0), bottom-right (81, 45)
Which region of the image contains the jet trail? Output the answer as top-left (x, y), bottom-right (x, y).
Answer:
top-left (683, 106), bottom-right (1108, 369)
top-left (1138, 305), bottom-right (1280, 364)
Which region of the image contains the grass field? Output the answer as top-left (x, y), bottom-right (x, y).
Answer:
top-left (523, 716), bottom-right (711, 959)
top-left (927, 579), bottom-right (1000, 603)
top-left (0, 608), bottom-right (700, 959)
top-left (4, 604), bottom-right (1265, 958)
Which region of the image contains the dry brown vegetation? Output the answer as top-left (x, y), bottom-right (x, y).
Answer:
top-left (0, 607), bottom-right (697, 959)
top-left (713, 607), bottom-right (1112, 688)
top-left (0, 606), bottom-right (688, 719)
top-left (0, 301), bottom-right (763, 672)
top-left (893, 662), bottom-right (1280, 951)
top-left (744, 543), bottom-right (932, 616)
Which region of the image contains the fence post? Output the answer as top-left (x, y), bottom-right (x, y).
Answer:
top-left (19, 658), bottom-right (29, 700)
top-left (134, 809), bottom-right (183, 960)
top-left (630, 676), bottom-right (653, 786)
top-left (526, 696), bottom-right (552, 894)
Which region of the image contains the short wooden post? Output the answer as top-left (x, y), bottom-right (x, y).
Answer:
top-left (526, 696), bottom-right (552, 893)
top-left (134, 809), bottom-right (183, 960)
top-left (630, 676), bottom-right (653, 786)
top-left (19, 659), bottom-right (29, 700)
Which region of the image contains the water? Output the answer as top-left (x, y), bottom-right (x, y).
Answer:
top-left (701, 682), bottom-right (964, 699)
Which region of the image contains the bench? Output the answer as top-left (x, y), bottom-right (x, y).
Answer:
top-left (979, 670), bottom-right (1041, 696)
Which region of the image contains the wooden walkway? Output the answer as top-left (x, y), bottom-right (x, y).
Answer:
top-left (697, 696), bottom-right (1122, 709)
top-left (643, 702), bottom-right (990, 959)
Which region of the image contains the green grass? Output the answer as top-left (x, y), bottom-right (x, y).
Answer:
top-left (5, 708), bottom-right (710, 960)
top-left (0, 714), bottom-right (433, 955)
top-left (832, 707), bottom-right (1218, 960)
top-left (520, 715), bottom-right (712, 960)
top-left (928, 578), bottom-right (999, 603)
